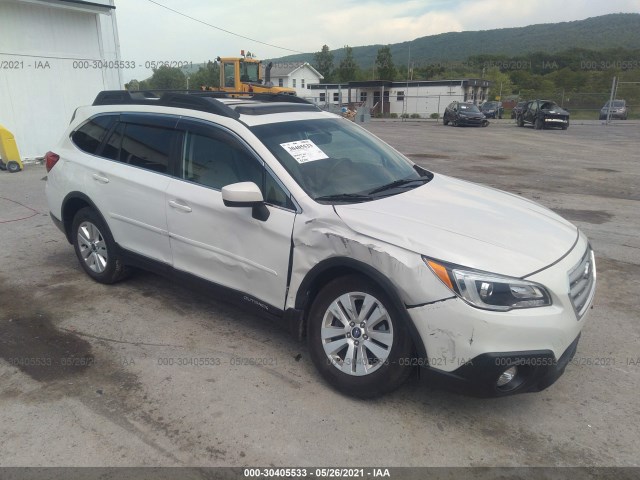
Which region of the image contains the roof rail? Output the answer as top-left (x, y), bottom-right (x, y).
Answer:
top-left (247, 93), bottom-right (313, 104)
top-left (92, 90), bottom-right (317, 118)
top-left (92, 90), bottom-right (240, 119)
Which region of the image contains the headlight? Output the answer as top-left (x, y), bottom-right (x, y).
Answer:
top-left (423, 257), bottom-right (551, 311)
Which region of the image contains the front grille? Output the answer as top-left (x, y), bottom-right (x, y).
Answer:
top-left (568, 248), bottom-right (596, 319)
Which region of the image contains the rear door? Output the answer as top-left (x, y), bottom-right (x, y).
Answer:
top-left (165, 119), bottom-right (297, 311)
top-left (82, 113), bottom-right (179, 264)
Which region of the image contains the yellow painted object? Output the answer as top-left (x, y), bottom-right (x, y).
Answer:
top-left (0, 124), bottom-right (24, 173)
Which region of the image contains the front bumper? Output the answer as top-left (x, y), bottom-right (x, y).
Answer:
top-left (422, 335), bottom-right (581, 397)
top-left (458, 116), bottom-right (485, 126)
top-left (544, 116), bottom-right (569, 125)
top-left (407, 234), bottom-right (594, 396)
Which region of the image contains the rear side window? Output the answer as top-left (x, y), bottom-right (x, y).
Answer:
top-left (103, 123), bottom-right (173, 174)
top-left (71, 115), bottom-right (116, 155)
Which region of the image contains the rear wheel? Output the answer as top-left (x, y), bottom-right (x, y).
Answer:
top-left (307, 275), bottom-right (414, 398)
top-left (443, 118), bottom-right (449, 126)
top-left (72, 207), bottom-right (129, 284)
top-left (517, 115), bottom-right (524, 127)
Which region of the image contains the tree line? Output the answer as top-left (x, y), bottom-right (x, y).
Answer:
top-left (126, 45), bottom-right (640, 113)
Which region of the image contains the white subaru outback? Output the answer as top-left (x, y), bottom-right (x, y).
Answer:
top-left (45, 91), bottom-right (596, 398)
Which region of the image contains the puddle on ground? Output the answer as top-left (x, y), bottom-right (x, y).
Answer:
top-left (552, 208), bottom-right (613, 225)
top-left (0, 275), bottom-right (94, 381)
top-left (0, 313), bottom-right (94, 381)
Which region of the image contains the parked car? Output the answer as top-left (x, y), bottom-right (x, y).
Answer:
top-left (45, 90), bottom-right (595, 398)
top-left (480, 101), bottom-right (504, 119)
top-left (443, 101), bottom-right (488, 127)
top-left (599, 99), bottom-right (628, 120)
top-left (510, 101), bottom-right (527, 119)
top-left (517, 99), bottom-right (569, 130)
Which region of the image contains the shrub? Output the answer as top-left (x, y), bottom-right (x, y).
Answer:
top-left (400, 113), bottom-right (410, 118)
top-left (430, 112), bottom-right (439, 119)
top-left (410, 113), bottom-right (421, 119)
top-left (390, 113), bottom-right (398, 118)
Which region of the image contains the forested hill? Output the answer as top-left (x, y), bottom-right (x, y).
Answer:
top-left (270, 13), bottom-right (640, 67)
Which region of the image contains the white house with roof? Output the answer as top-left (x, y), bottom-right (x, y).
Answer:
top-left (305, 79), bottom-right (491, 118)
top-left (263, 62), bottom-right (324, 97)
top-left (0, 0), bottom-right (122, 159)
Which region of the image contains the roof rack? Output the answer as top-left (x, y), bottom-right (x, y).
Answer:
top-left (92, 90), bottom-right (241, 119)
top-left (92, 90), bottom-right (318, 119)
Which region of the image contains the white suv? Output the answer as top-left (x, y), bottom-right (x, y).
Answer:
top-left (45, 91), bottom-right (596, 398)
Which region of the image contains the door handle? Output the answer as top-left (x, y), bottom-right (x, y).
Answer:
top-left (168, 199), bottom-right (192, 213)
top-left (92, 173), bottom-right (109, 184)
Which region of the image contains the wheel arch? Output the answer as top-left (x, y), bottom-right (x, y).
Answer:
top-left (61, 192), bottom-right (107, 244)
top-left (292, 257), bottom-right (427, 359)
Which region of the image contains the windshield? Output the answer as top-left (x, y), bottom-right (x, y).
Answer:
top-left (604, 101), bottom-right (625, 108)
top-left (540, 102), bottom-right (561, 110)
top-left (482, 102), bottom-right (498, 109)
top-left (460, 104), bottom-right (480, 113)
top-left (251, 118), bottom-right (431, 203)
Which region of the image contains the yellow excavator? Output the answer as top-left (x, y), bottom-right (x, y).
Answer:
top-left (203, 51), bottom-right (296, 95)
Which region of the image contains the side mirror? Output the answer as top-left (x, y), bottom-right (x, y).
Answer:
top-left (222, 182), bottom-right (270, 221)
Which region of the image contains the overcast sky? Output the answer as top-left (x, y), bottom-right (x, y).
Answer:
top-left (116, 0), bottom-right (640, 82)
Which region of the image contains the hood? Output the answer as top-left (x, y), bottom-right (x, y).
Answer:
top-left (460, 111), bottom-right (484, 117)
top-left (334, 174), bottom-right (578, 278)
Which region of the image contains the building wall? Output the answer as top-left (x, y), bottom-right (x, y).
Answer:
top-left (271, 65), bottom-right (322, 97)
top-left (305, 82), bottom-right (487, 117)
top-left (0, 0), bottom-right (121, 158)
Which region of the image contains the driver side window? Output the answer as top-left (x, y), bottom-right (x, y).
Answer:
top-left (179, 123), bottom-right (294, 210)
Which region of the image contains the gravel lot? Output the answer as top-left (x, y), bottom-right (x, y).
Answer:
top-left (0, 119), bottom-right (638, 468)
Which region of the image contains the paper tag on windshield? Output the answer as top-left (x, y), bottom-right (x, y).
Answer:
top-left (280, 140), bottom-right (329, 164)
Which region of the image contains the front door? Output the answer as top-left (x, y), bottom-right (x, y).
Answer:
top-left (165, 120), bottom-right (297, 310)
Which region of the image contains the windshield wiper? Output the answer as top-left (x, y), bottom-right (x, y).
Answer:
top-left (314, 193), bottom-right (372, 203)
top-left (368, 177), bottom-right (429, 195)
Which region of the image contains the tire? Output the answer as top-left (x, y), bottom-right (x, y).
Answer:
top-left (517, 116), bottom-right (524, 127)
top-left (307, 274), bottom-right (414, 398)
top-left (7, 161), bottom-right (21, 173)
top-left (443, 118), bottom-right (449, 126)
top-left (452, 119), bottom-right (458, 127)
top-left (72, 207), bottom-right (129, 284)
top-left (562, 119), bottom-right (569, 130)
top-left (534, 116), bottom-right (544, 130)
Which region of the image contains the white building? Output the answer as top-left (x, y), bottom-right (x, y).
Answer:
top-left (0, 0), bottom-right (122, 159)
top-left (264, 62), bottom-right (324, 97)
top-left (306, 79), bottom-right (491, 117)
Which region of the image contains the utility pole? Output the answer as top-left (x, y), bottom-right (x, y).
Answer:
top-left (606, 76), bottom-right (617, 125)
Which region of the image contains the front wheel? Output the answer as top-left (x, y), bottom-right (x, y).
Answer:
top-left (7, 161), bottom-right (21, 173)
top-left (534, 116), bottom-right (544, 130)
top-left (443, 118), bottom-right (449, 126)
top-left (307, 275), bottom-right (414, 398)
top-left (72, 207), bottom-right (129, 284)
top-left (517, 116), bottom-right (524, 127)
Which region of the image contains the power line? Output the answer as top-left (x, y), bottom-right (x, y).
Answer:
top-left (144, 0), bottom-right (305, 54)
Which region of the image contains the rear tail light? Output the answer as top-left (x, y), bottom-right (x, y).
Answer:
top-left (45, 151), bottom-right (60, 172)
